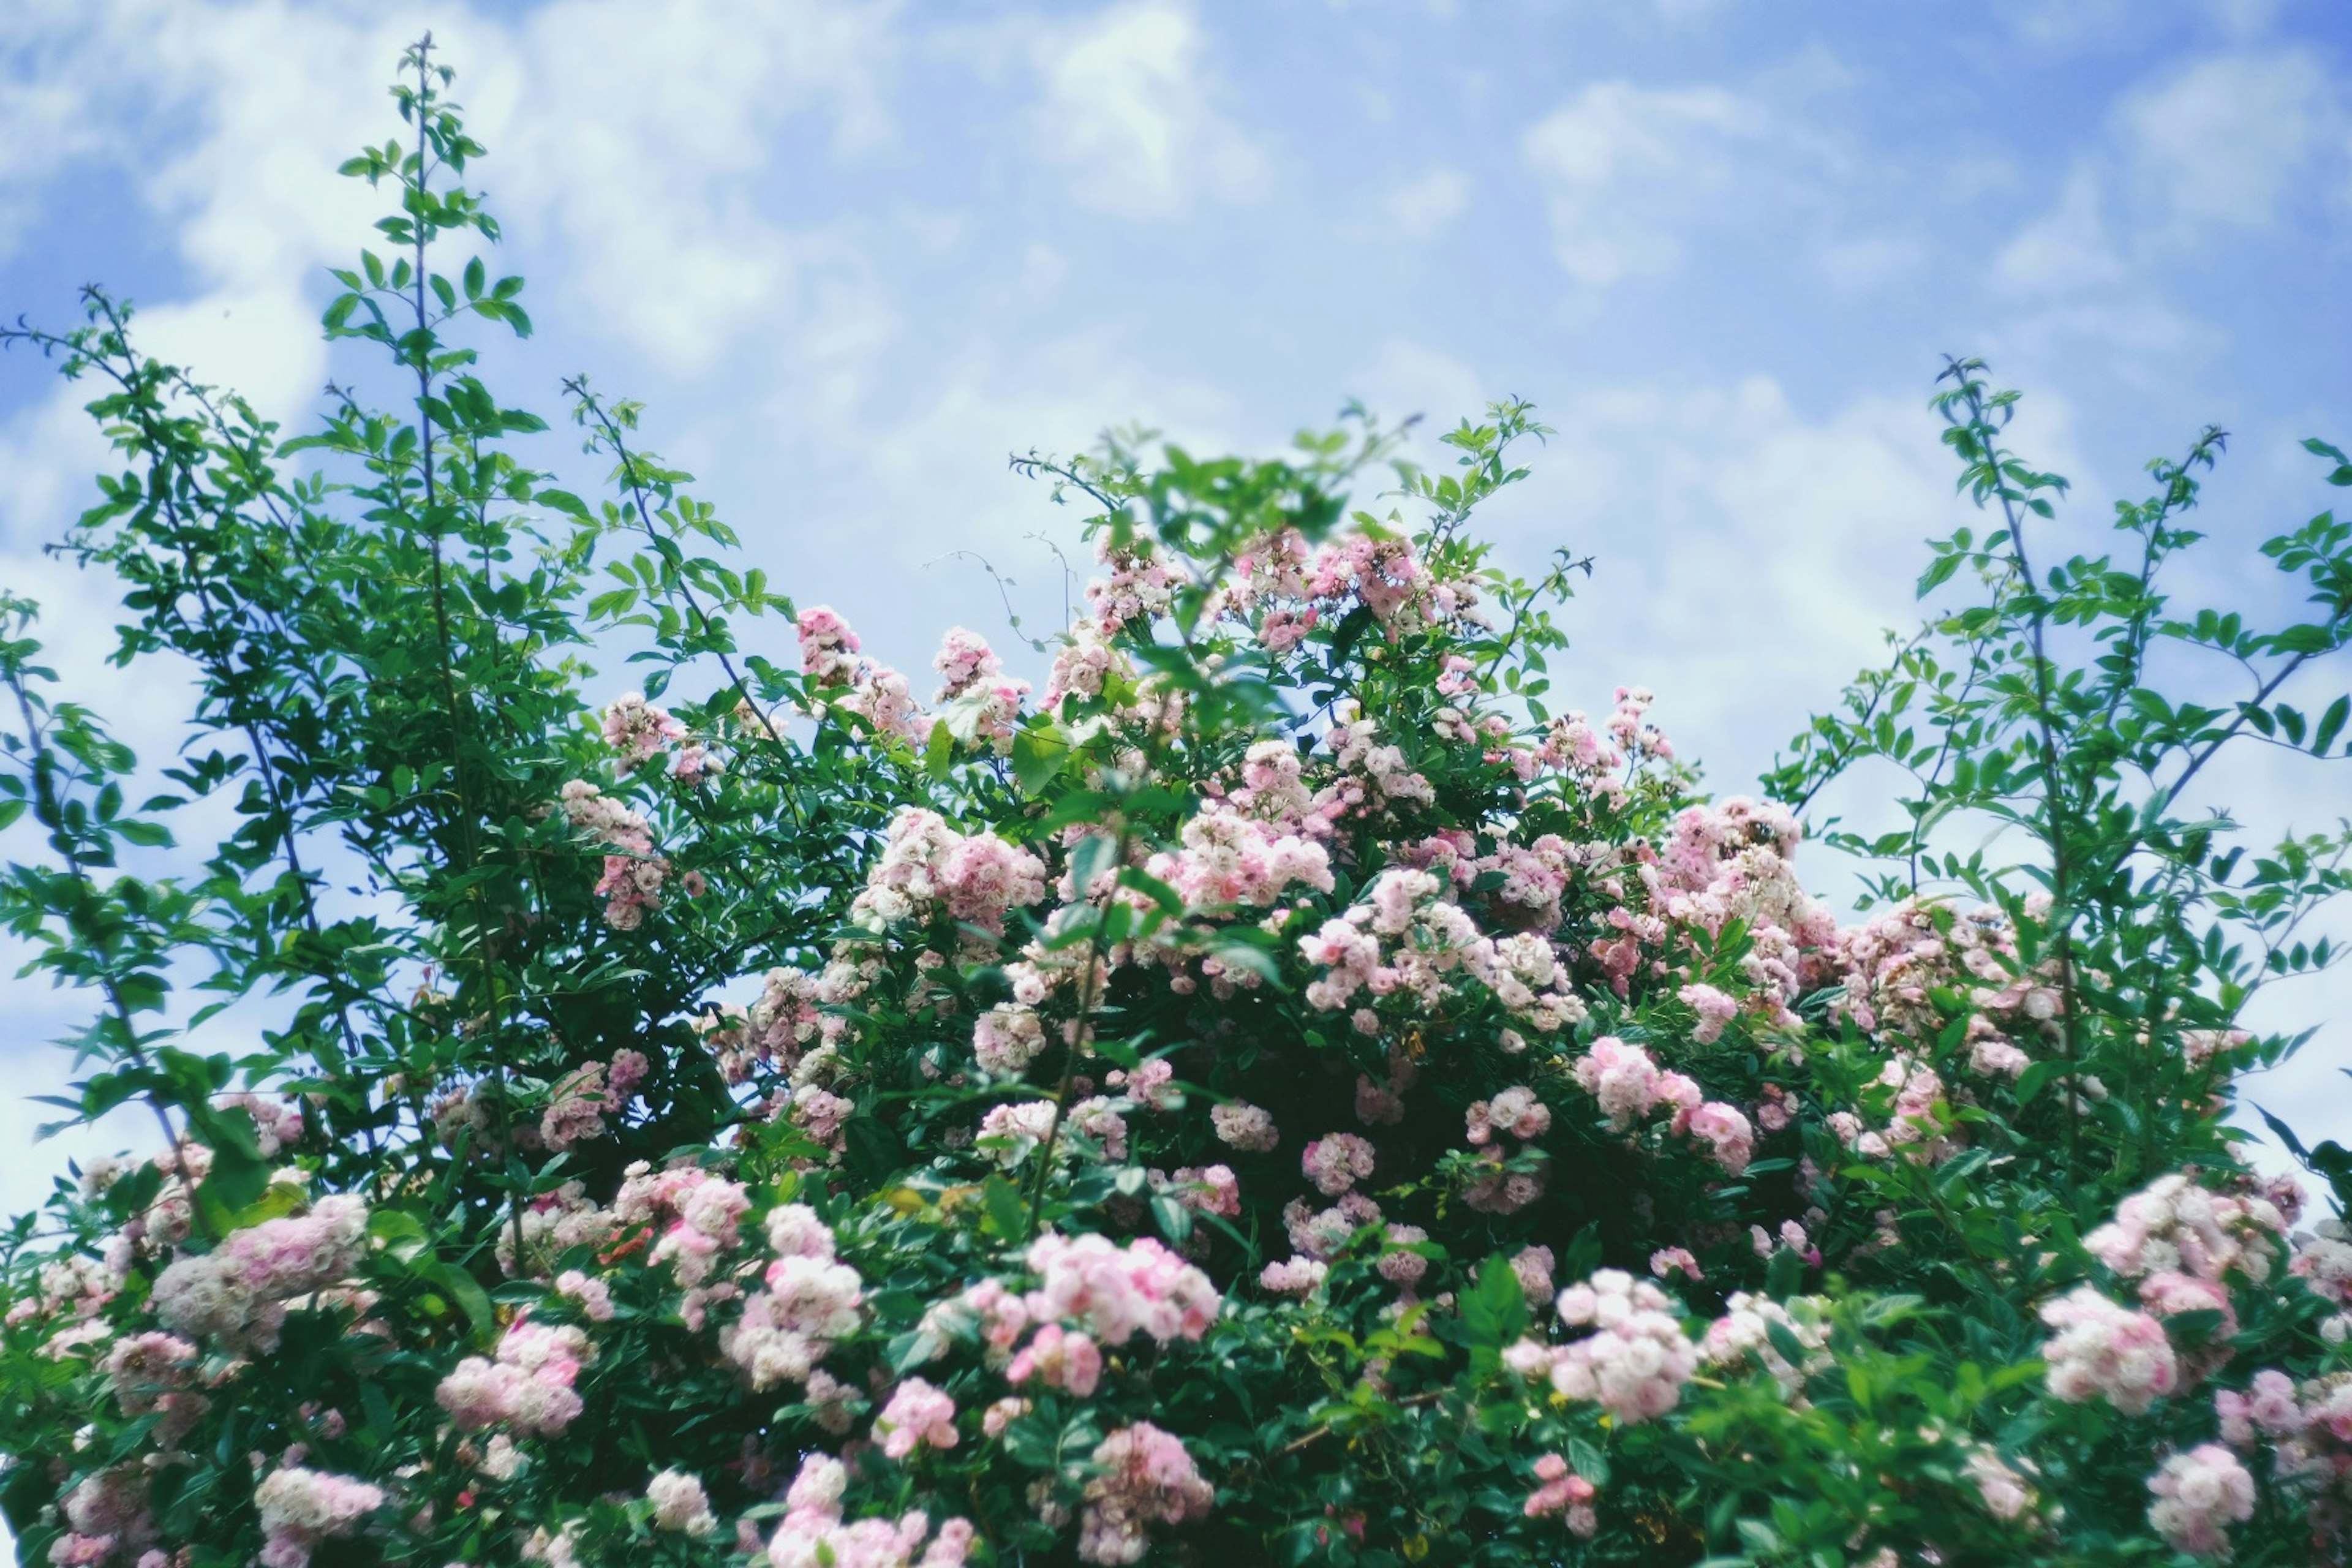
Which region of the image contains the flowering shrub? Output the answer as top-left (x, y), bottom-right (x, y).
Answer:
top-left (5, 42), bottom-right (2352, 1568)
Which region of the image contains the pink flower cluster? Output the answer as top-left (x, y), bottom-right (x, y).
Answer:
top-left (722, 1204), bottom-right (863, 1390)
top-left (646, 1469), bottom-right (717, 1536)
top-left (538, 1061), bottom-right (614, 1153)
top-left (1023, 1233), bottom-right (1219, 1346)
top-left (874, 1377), bottom-right (960, 1460)
top-left (931, 629), bottom-right (1030, 753)
top-left (1466, 1087), bottom-right (1550, 1146)
top-left (1525, 1270), bottom-right (1699, 1423)
top-left (151, 1195), bottom-right (369, 1352)
top-left (1702, 1292), bottom-right (1831, 1396)
top-left (1259, 1256), bottom-right (1328, 1295)
top-left (251, 1466), bottom-right (383, 1568)
top-left (434, 1316), bottom-right (594, 1436)
top-left (1144, 802), bottom-right (1333, 911)
top-left (600, 691), bottom-right (686, 771)
top-left (1679, 982), bottom-right (1741, 1045)
top-left (1210, 1101), bottom-right (1278, 1153)
top-left (1008, 1322), bottom-right (1104, 1396)
top-left (55, 1468), bottom-right (153, 1568)
top-left (1572, 1036), bottom-right (1695, 1131)
top-left (2214, 1368), bottom-right (2352, 1532)
top-left (1281, 1191), bottom-right (1384, 1261)
top-left (560, 778), bottom-right (694, 930)
top-left (851, 809), bottom-right (1048, 937)
top-left (1300, 1133), bottom-right (1376, 1196)
top-left (1564, 1036), bottom-right (1751, 1171)
top-left (2146, 1444), bottom-right (2255, 1558)
top-left (1078, 1422), bottom-right (1215, 1564)
top-left (94, 1331), bottom-right (208, 1450)
top-left (2038, 1285), bottom-right (2179, 1415)
top-left (628, 1166), bottom-right (751, 1291)
top-left (797, 607), bottom-right (862, 688)
top-left (2088, 1173), bottom-right (2286, 1286)
top-left (1523, 1453), bottom-right (1598, 1537)
top-left (766, 1453), bottom-right (974, 1568)
top-left (973, 1004), bottom-right (1047, 1077)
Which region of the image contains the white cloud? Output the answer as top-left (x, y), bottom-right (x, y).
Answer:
top-left (1385, 166), bottom-right (1470, 239)
top-left (1477, 375), bottom-right (1972, 784)
top-left (486, 0), bottom-right (896, 374)
top-left (2115, 49), bottom-right (2346, 233)
top-left (1996, 165), bottom-right (2125, 295)
top-left (1520, 81), bottom-right (1765, 288)
top-left (1350, 337), bottom-right (1488, 440)
top-left (1030, 0), bottom-right (1271, 221)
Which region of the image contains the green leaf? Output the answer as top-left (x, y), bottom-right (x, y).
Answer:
top-left (2314, 695), bottom-right (2348, 757)
top-left (1010, 721), bottom-right (1069, 796)
top-left (417, 1259), bottom-right (494, 1338)
top-left (842, 1114), bottom-right (908, 1186)
top-left (1460, 1253), bottom-right (1530, 1354)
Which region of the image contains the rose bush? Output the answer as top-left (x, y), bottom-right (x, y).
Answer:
top-left (4, 42), bottom-right (2352, 1568)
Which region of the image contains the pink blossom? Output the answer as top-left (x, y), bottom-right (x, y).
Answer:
top-left (647, 1469), bottom-right (717, 1536)
top-left (252, 1468), bottom-right (383, 1568)
top-left (1681, 1102), bottom-right (1754, 1175)
top-left (873, 1378), bottom-right (959, 1460)
top-left (1523, 1453), bottom-right (1599, 1537)
top-left (1259, 1257), bottom-right (1328, 1295)
top-left (1008, 1323), bottom-right (1104, 1397)
top-left (1300, 1133), bottom-right (1377, 1196)
top-left (1466, 1087), bottom-right (1551, 1146)
top-left (1079, 1423), bottom-right (1214, 1564)
top-left (1210, 1102), bottom-right (1279, 1153)
top-left (1574, 1037), bottom-right (1660, 1129)
top-left (2039, 1286), bottom-right (2179, 1415)
top-left (1679, 982), bottom-right (1740, 1045)
top-left (1548, 1270), bottom-right (1698, 1423)
top-left (2146, 1444), bottom-right (2254, 1557)
top-left (1024, 1233), bottom-right (1219, 1345)
top-left (600, 692), bottom-right (685, 768)
top-left (1646, 1241), bottom-right (1703, 1278)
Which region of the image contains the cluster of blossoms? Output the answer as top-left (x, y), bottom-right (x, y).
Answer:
top-left (1825, 900), bottom-right (2044, 1079)
top-left (434, 1316), bottom-right (594, 1438)
top-left (1523, 1453), bottom-right (1599, 1538)
top-left (2038, 1286), bottom-right (2180, 1415)
top-left (796, 606), bottom-right (928, 744)
top-left (1566, 1035), bottom-right (1752, 1173)
top-left (1507, 1270), bottom-right (1698, 1423)
top-left (150, 1195), bottom-right (369, 1353)
top-left (1077, 1422), bottom-right (1215, 1564)
top-left (1701, 1292), bottom-right (1833, 1396)
top-left (251, 1468), bottom-right (383, 1568)
top-left (873, 1378), bottom-right (959, 1461)
top-left (646, 1469), bottom-right (717, 1536)
top-left (2145, 1444), bottom-right (2256, 1558)
top-left (931, 627), bottom-right (1031, 755)
top-left (1019, 1232), bottom-right (1219, 1347)
top-left (2088, 1173), bottom-right (2288, 1287)
top-left (766, 1454), bottom-right (973, 1568)
top-left (48, 1469), bottom-right (154, 1568)
top-left (559, 778), bottom-right (700, 929)
top-left (722, 1204), bottom-right (864, 1390)
top-left (2212, 1368), bottom-right (2352, 1543)
top-left (217, 1093), bottom-right (305, 1158)
top-left (850, 809), bottom-right (1049, 938)
top-left (600, 690), bottom-right (716, 780)
top-left (1300, 1133), bottom-right (1377, 1196)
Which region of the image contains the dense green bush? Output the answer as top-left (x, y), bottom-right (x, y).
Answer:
top-left (4, 43), bottom-right (2351, 1568)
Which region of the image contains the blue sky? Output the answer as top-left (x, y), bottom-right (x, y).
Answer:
top-left (0, 0), bottom-right (2348, 1219)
